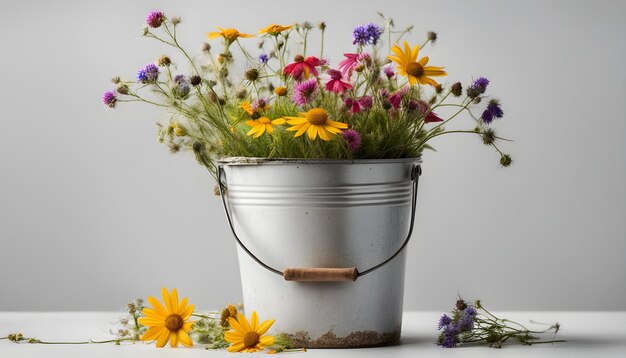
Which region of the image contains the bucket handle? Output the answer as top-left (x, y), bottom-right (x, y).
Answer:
top-left (217, 164), bottom-right (421, 282)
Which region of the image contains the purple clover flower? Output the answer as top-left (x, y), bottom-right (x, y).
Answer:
top-left (458, 307), bottom-right (477, 332)
top-left (342, 129), bottom-right (362, 151)
top-left (102, 90), bottom-right (117, 108)
top-left (146, 10), bottom-right (165, 28)
top-left (137, 63), bottom-right (159, 83)
top-left (352, 23), bottom-right (383, 46)
top-left (291, 78), bottom-right (318, 106)
top-left (259, 53), bottom-right (269, 64)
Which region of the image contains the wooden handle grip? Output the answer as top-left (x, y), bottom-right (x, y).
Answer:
top-left (283, 267), bottom-right (359, 282)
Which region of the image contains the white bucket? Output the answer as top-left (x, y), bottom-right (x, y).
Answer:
top-left (218, 157), bottom-right (421, 348)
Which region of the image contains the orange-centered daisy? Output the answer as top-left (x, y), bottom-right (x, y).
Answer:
top-left (388, 41), bottom-right (447, 87)
top-left (285, 108), bottom-right (348, 141)
top-left (139, 288), bottom-right (195, 348)
top-left (225, 311), bottom-right (275, 353)
top-left (207, 27), bottom-right (254, 43)
top-left (246, 116), bottom-right (286, 138)
top-left (259, 24), bottom-right (293, 36)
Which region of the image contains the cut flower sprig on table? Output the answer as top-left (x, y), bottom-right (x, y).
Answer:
top-left (103, 11), bottom-right (512, 182)
top-left (436, 298), bottom-right (565, 348)
top-left (1, 288), bottom-right (299, 353)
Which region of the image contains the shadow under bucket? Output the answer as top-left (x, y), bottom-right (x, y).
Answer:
top-left (218, 157), bottom-right (421, 348)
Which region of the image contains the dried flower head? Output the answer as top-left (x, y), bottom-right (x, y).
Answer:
top-left (220, 304), bottom-right (238, 327)
top-left (427, 31), bottom-right (438, 43)
top-left (451, 82), bottom-right (463, 96)
top-left (170, 16), bottom-right (182, 25)
top-left (500, 154), bottom-right (512, 167)
top-left (274, 86), bottom-right (288, 96)
top-left (157, 55), bottom-right (171, 67)
top-left (245, 68), bottom-right (260, 82)
top-left (189, 75), bottom-right (201, 86)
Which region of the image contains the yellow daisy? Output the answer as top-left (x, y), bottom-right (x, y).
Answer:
top-left (258, 24), bottom-right (293, 36)
top-left (388, 41), bottom-right (447, 87)
top-left (285, 107), bottom-right (348, 141)
top-left (246, 116), bottom-right (286, 138)
top-left (138, 288), bottom-right (195, 348)
top-left (225, 311), bottom-right (275, 353)
top-left (207, 27), bottom-right (254, 43)
top-left (240, 101), bottom-right (253, 115)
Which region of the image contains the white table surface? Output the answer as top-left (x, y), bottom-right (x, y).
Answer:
top-left (1, 311), bottom-right (625, 357)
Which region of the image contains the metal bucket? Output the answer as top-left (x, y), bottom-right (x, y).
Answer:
top-left (217, 157), bottom-right (421, 348)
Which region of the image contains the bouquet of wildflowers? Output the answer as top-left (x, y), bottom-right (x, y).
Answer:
top-left (103, 11), bottom-right (511, 180)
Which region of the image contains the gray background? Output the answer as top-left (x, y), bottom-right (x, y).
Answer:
top-left (1, 0), bottom-right (625, 311)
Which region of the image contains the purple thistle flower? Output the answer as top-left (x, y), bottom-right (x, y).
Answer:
top-left (251, 98), bottom-right (268, 111)
top-left (259, 53), bottom-right (269, 64)
top-left (383, 65), bottom-right (395, 78)
top-left (102, 90), bottom-right (117, 108)
top-left (458, 307), bottom-right (477, 332)
top-left (291, 78), bottom-right (318, 106)
top-left (137, 63), bottom-right (159, 83)
top-left (146, 10), bottom-right (165, 28)
top-left (342, 129), bottom-right (362, 151)
top-left (352, 23), bottom-right (383, 46)
top-left (174, 74), bottom-right (186, 84)
top-left (467, 77), bottom-right (489, 98)
top-left (441, 325), bottom-right (458, 348)
top-left (437, 314), bottom-right (453, 330)
top-left (481, 99), bottom-right (504, 124)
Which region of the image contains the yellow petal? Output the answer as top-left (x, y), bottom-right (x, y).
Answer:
top-left (245, 120), bottom-right (257, 127)
top-left (206, 32), bottom-right (220, 39)
top-left (138, 317), bottom-right (165, 327)
top-left (181, 304), bottom-right (194, 321)
top-left (228, 343), bottom-right (245, 352)
top-left (170, 289), bottom-right (178, 314)
top-left (423, 66), bottom-right (447, 76)
top-left (391, 44), bottom-right (405, 60)
top-left (411, 44), bottom-right (420, 62)
top-left (182, 321), bottom-right (194, 332)
top-left (387, 55), bottom-right (405, 66)
top-left (169, 331), bottom-right (179, 347)
top-left (147, 296), bottom-right (168, 317)
top-left (286, 123), bottom-right (305, 132)
top-left (403, 41), bottom-right (412, 62)
top-left (317, 126), bottom-right (331, 141)
top-left (419, 56), bottom-right (429, 66)
top-left (156, 328), bottom-right (170, 348)
top-left (294, 123), bottom-right (310, 137)
top-left (327, 120), bottom-right (349, 129)
top-left (161, 288), bottom-right (172, 313)
top-left (142, 308), bottom-right (163, 320)
top-left (266, 124), bottom-right (274, 134)
top-left (253, 124), bottom-right (266, 138)
top-left (256, 319), bottom-right (276, 336)
top-left (238, 313), bottom-right (252, 332)
top-left (225, 331), bottom-right (243, 342)
top-left (307, 125), bottom-right (318, 140)
top-left (228, 316), bottom-right (247, 334)
top-left (258, 335), bottom-right (275, 346)
top-left (251, 311), bottom-right (258, 331)
top-left (408, 75), bottom-right (417, 86)
top-left (272, 118), bottom-right (286, 125)
top-left (141, 326), bottom-right (163, 342)
top-left (324, 124), bottom-right (343, 134)
top-left (286, 117), bottom-right (307, 125)
top-left (178, 330), bottom-right (193, 347)
top-left (177, 297), bottom-right (188, 316)
top-left (419, 76), bottom-right (439, 87)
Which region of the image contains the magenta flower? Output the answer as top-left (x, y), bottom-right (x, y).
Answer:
top-left (342, 129), bottom-right (362, 151)
top-left (416, 100), bottom-right (443, 123)
top-left (358, 96), bottom-right (373, 110)
top-left (344, 97), bottom-right (361, 114)
top-left (383, 65), bottom-right (395, 78)
top-left (325, 69), bottom-right (352, 93)
top-left (102, 90), bottom-right (117, 108)
top-left (388, 92), bottom-right (402, 109)
top-left (338, 53), bottom-right (370, 78)
top-left (283, 55), bottom-right (322, 81)
top-left (291, 78), bottom-right (319, 106)
top-left (146, 10), bottom-right (165, 28)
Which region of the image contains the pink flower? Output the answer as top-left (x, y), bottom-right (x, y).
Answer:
top-left (358, 96), bottom-right (373, 110)
top-left (388, 93), bottom-right (402, 109)
top-left (416, 100), bottom-right (444, 123)
top-left (341, 129), bottom-right (362, 151)
top-left (338, 53), bottom-right (370, 78)
top-left (383, 65), bottom-right (395, 78)
top-left (291, 79), bottom-right (319, 106)
top-left (344, 97), bottom-right (361, 114)
top-left (283, 55), bottom-right (322, 81)
top-left (325, 69), bottom-right (352, 93)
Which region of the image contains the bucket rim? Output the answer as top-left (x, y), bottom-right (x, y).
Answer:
top-left (218, 156), bottom-right (422, 166)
